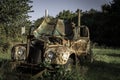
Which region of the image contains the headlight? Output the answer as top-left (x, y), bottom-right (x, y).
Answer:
top-left (44, 50), bottom-right (55, 63)
top-left (16, 47), bottom-right (26, 60)
top-left (11, 45), bottom-right (26, 61)
top-left (48, 51), bottom-right (54, 59)
top-left (62, 53), bottom-right (69, 61)
top-left (17, 49), bottom-right (24, 55)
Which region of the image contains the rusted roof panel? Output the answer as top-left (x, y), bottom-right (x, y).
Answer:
top-left (33, 18), bottom-right (65, 38)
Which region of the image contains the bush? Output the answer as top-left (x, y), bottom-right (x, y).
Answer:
top-left (37, 66), bottom-right (85, 80)
top-left (0, 39), bottom-right (11, 53)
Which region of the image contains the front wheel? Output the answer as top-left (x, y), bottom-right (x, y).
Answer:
top-left (86, 49), bottom-right (94, 63)
top-left (78, 51), bottom-right (93, 66)
top-left (64, 57), bottom-right (75, 72)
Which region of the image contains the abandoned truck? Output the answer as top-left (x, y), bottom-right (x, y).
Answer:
top-left (11, 10), bottom-right (93, 71)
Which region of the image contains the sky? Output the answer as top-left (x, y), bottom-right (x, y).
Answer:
top-left (28, 0), bottom-right (112, 21)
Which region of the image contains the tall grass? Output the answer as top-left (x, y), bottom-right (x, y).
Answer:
top-left (0, 48), bottom-right (120, 80)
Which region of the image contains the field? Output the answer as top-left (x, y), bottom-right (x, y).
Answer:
top-left (85, 48), bottom-right (120, 80)
top-left (0, 48), bottom-right (120, 80)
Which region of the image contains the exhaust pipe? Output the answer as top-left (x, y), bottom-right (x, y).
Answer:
top-left (78, 9), bottom-right (81, 38)
top-left (78, 9), bottom-right (81, 27)
top-left (45, 9), bottom-right (48, 18)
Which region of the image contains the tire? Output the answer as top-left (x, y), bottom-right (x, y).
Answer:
top-left (64, 58), bottom-right (75, 72)
top-left (78, 50), bottom-right (93, 66)
top-left (78, 56), bottom-right (86, 66)
top-left (86, 49), bottom-right (93, 63)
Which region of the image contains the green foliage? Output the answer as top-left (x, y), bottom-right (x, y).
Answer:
top-left (0, 0), bottom-right (32, 39)
top-left (56, 10), bottom-right (77, 22)
top-left (80, 0), bottom-right (120, 47)
top-left (37, 67), bottom-right (84, 80)
top-left (34, 17), bottom-right (44, 28)
top-left (0, 0), bottom-right (32, 53)
top-left (0, 0), bottom-right (33, 22)
top-left (0, 37), bottom-right (11, 53)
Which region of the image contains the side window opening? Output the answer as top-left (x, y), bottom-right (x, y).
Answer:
top-left (80, 27), bottom-right (88, 37)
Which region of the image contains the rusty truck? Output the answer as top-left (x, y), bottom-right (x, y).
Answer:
top-left (11, 10), bottom-right (93, 75)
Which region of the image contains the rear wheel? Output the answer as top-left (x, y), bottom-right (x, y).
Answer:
top-left (86, 49), bottom-right (93, 63)
top-left (78, 50), bottom-right (93, 66)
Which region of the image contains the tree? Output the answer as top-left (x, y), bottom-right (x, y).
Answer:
top-left (101, 4), bottom-right (111, 13)
top-left (34, 17), bottom-right (44, 28)
top-left (0, 0), bottom-right (33, 39)
top-left (56, 10), bottom-right (77, 21)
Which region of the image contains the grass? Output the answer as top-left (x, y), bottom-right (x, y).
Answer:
top-left (85, 48), bottom-right (120, 80)
top-left (0, 48), bottom-right (120, 80)
top-left (93, 48), bottom-right (120, 63)
top-left (0, 52), bottom-right (11, 60)
top-left (0, 45), bottom-right (11, 60)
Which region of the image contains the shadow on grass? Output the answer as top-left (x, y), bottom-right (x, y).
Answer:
top-left (0, 58), bottom-right (120, 80)
top-left (0, 59), bottom-right (10, 67)
top-left (106, 54), bottom-right (120, 57)
top-left (85, 60), bottom-right (120, 80)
